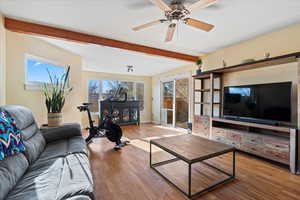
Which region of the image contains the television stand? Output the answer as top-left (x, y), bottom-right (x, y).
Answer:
top-left (211, 117), bottom-right (298, 174)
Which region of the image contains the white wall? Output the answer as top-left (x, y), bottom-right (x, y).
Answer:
top-left (0, 14), bottom-right (6, 105)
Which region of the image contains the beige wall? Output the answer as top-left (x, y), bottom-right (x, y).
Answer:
top-left (6, 31), bottom-right (82, 126)
top-left (0, 14), bottom-right (6, 105)
top-left (151, 64), bottom-right (197, 124)
top-left (202, 24), bottom-right (300, 70)
top-left (81, 70), bottom-right (152, 126)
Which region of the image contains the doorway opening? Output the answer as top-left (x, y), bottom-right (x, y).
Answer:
top-left (160, 77), bottom-right (190, 129)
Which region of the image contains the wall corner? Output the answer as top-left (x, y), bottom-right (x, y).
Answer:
top-left (0, 13), bottom-right (6, 106)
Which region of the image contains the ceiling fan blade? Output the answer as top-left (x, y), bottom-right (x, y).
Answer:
top-left (184, 18), bottom-right (214, 32)
top-left (165, 23), bottom-right (176, 42)
top-left (133, 19), bottom-right (166, 31)
top-left (149, 0), bottom-right (172, 11)
top-left (187, 0), bottom-right (218, 13)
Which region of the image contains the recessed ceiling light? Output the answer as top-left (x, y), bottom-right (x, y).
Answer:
top-left (127, 65), bottom-right (134, 72)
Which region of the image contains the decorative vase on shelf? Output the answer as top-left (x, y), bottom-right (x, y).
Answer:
top-left (196, 66), bottom-right (202, 75)
top-left (196, 58), bottom-right (203, 75)
top-left (222, 60), bottom-right (227, 68)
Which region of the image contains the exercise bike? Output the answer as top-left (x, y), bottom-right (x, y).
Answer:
top-left (77, 87), bottom-right (130, 150)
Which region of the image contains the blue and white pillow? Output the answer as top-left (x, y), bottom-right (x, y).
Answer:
top-left (0, 110), bottom-right (26, 160)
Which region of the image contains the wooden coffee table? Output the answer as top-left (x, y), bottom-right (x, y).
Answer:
top-left (150, 134), bottom-right (236, 199)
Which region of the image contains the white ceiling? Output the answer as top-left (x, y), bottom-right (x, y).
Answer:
top-left (1, 0), bottom-right (300, 75)
top-left (36, 36), bottom-right (190, 76)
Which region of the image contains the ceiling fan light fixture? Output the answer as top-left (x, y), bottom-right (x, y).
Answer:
top-left (171, 19), bottom-right (179, 24)
top-left (133, 0), bottom-right (218, 40)
top-left (165, 23), bottom-right (176, 42)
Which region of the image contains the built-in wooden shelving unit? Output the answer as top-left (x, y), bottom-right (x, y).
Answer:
top-left (192, 52), bottom-right (300, 174)
top-left (193, 73), bottom-right (222, 117)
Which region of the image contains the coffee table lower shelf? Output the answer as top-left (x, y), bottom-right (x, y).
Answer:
top-left (150, 141), bottom-right (236, 199)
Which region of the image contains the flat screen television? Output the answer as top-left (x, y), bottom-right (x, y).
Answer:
top-left (223, 82), bottom-right (292, 123)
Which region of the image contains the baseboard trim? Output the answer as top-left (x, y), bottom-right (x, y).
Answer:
top-left (152, 121), bottom-right (161, 125)
top-left (140, 120), bottom-right (152, 124)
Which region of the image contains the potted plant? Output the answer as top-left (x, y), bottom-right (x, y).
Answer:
top-left (42, 66), bottom-right (72, 127)
top-left (196, 58), bottom-right (203, 75)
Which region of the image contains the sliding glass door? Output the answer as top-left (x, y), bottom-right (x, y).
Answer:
top-left (175, 78), bottom-right (189, 129)
top-left (160, 77), bottom-right (190, 129)
top-left (161, 81), bottom-right (174, 126)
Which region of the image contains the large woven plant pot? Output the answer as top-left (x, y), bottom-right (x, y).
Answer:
top-left (48, 113), bottom-right (63, 127)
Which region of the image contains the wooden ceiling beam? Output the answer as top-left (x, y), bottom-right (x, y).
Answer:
top-left (4, 17), bottom-right (198, 62)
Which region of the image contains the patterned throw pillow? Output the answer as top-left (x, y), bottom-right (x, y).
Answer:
top-left (0, 110), bottom-right (26, 160)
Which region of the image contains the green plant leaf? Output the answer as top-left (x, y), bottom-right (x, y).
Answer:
top-left (42, 66), bottom-right (72, 113)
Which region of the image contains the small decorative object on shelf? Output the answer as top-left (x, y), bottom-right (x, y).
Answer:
top-left (222, 60), bottom-right (227, 67)
top-left (265, 52), bottom-right (271, 59)
top-left (42, 66), bottom-right (72, 127)
top-left (196, 58), bottom-right (203, 75)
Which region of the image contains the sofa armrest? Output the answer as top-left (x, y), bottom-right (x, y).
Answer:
top-left (41, 123), bottom-right (82, 143)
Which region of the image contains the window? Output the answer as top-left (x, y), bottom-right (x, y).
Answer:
top-left (88, 80), bottom-right (145, 113)
top-left (25, 55), bottom-right (66, 87)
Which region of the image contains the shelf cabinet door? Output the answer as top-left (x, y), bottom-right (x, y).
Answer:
top-left (226, 130), bottom-right (242, 148)
top-left (211, 127), bottom-right (227, 143)
top-left (193, 115), bottom-right (210, 138)
top-left (264, 148), bottom-right (289, 164)
top-left (240, 143), bottom-right (265, 156)
top-left (263, 136), bottom-right (289, 164)
top-left (264, 136), bottom-right (289, 150)
top-left (243, 133), bottom-right (264, 145)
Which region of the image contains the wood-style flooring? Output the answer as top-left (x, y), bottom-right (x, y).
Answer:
top-left (87, 124), bottom-right (300, 200)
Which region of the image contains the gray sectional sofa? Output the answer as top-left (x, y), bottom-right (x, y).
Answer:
top-left (0, 106), bottom-right (94, 200)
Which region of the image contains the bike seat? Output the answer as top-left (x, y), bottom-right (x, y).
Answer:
top-left (83, 103), bottom-right (93, 106)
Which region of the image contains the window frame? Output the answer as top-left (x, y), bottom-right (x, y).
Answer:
top-left (24, 54), bottom-right (68, 90)
top-left (87, 79), bottom-right (146, 115)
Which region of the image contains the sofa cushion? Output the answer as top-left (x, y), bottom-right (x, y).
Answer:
top-left (2, 106), bottom-right (46, 164)
top-left (0, 153), bottom-right (29, 200)
top-left (6, 153), bottom-right (94, 200)
top-left (0, 110), bottom-right (26, 160)
top-left (42, 123), bottom-right (82, 144)
top-left (21, 122), bottom-right (39, 141)
top-left (2, 105), bottom-right (36, 130)
top-left (23, 131), bottom-right (46, 165)
top-left (37, 136), bottom-right (87, 162)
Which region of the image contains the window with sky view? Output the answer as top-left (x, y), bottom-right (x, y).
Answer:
top-left (26, 58), bottom-right (66, 84)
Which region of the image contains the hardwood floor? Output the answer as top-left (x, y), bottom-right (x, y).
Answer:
top-left (87, 124), bottom-right (300, 200)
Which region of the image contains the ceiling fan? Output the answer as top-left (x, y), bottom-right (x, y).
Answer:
top-left (132, 0), bottom-right (217, 42)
